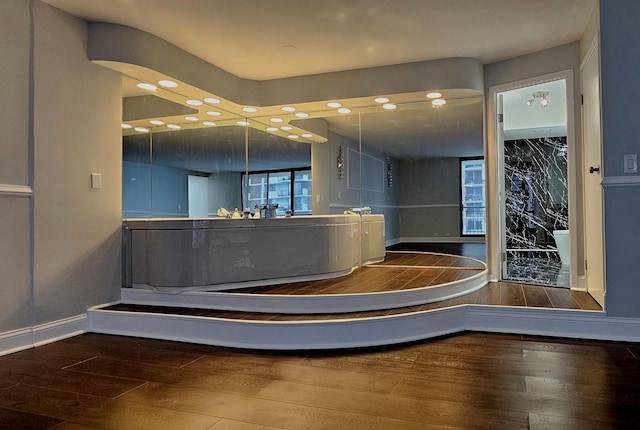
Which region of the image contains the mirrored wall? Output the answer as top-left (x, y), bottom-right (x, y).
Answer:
top-left (122, 94), bottom-right (485, 244)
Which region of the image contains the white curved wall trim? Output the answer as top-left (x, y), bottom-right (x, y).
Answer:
top-left (601, 176), bottom-right (640, 187)
top-left (0, 184), bottom-right (33, 197)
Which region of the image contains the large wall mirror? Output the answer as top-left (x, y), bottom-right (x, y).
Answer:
top-left (121, 76), bottom-right (484, 243)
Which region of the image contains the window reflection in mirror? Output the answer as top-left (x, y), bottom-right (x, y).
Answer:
top-left (246, 126), bottom-right (312, 216)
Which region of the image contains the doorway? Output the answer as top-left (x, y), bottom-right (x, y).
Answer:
top-left (188, 175), bottom-right (209, 217)
top-left (493, 74), bottom-right (575, 288)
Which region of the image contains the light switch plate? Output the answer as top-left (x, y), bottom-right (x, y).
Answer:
top-left (91, 173), bottom-right (102, 189)
top-left (624, 154), bottom-right (637, 174)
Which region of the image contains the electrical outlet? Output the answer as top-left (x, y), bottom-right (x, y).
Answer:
top-left (624, 154), bottom-right (637, 174)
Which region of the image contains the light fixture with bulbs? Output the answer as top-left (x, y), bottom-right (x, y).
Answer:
top-left (526, 91), bottom-right (550, 108)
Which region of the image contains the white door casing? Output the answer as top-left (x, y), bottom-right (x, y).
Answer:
top-left (581, 35), bottom-right (606, 307)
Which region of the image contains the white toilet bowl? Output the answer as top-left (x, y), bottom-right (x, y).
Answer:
top-left (553, 230), bottom-right (569, 266)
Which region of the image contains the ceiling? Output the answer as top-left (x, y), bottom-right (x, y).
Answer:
top-left (43, 0), bottom-right (595, 81)
top-left (45, 0), bottom-right (592, 165)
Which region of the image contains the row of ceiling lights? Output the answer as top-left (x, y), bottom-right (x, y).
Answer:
top-left (124, 79), bottom-right (447, 135)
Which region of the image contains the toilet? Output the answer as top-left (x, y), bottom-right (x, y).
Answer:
top-left (553, 230), bottom-right (570, 266)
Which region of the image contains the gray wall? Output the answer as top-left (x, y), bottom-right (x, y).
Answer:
top-left (208, 171), bottom-right (242, 214)
top-left (0, 0), bottom-right (122, 333)
top-left (0, 1), bottom-right (32, 333)
top-left (311, 130), bottom-right (402, 242)
top-left (397, 158), bottom-right (462, 240)
top-left (600, 0), bottom-right (640, 317)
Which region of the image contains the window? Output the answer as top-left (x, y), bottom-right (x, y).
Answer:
top-left (244, 168), bottom-right (312, 215)
top-left (461, 158), bottom-right (486, 235)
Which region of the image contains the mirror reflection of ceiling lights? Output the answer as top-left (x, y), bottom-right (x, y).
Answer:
top-left (122, 75), bottom-right (449, 142)
top-left (526, 91), bottom-right (550, 108)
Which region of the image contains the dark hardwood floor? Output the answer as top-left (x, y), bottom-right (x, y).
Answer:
top-left (387, 242), bottom-right (487, 261)
top-left (0, 332), bottom-right (639, 429)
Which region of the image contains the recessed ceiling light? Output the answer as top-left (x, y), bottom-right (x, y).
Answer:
top-left (158, 80), bottom-right (178, 88)
top-left (136, 82), bottom-right (157, 91)
top-left (281, 106), bottom-right (296, 112)
top-left (301, 133), bottom-right (313, 138)
top-left (374, 97), bottom-right (390, 104)
top-left (149, 120), bottom-right (165, 125)
top-left (270, 117), bottom-right (284, 123)
top-left (202, 121), bottom-right (216, 126)
top-left (134, 127), bottom-right (149, 133)
top-left (327, 102), bottom-right (342, 108)
top-left (432, 98), bottom-right (446, 106)
top-left (206, 111), bottom-right (221, 116)
top-left (337, 107), bottom-right (351, 114)
top-left (204, 97), bottom-right (221, 104)
top-left (288, 135), bottom-right (299, 139)
top-left (121, 124), bottom-right (133, 129)
top-left (426, 92), bottom-right (442, 99)
top-left (281, 126), bottom-right (293, 131)
top-left (237, 120), bottom-right (250, 126)
top-left (295, 112), bottom-right (309, 118)
top-left (382, 103), bottom-right (397, 110)
top-left (185, 116), bottom-right (199, 121)
top-left (266, 127), bottom-right (279, 132)
top-left (186, 99), bottom-right (203, 106)
top-left (242, 107), bottom-right (258, 113)
top-left (166, 124), bottom-right (181, 129)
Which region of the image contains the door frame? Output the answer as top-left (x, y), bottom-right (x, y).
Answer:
top-left (580, 32), bottom-right (606, 306)
top-left (486, 69), bottom-right (578, 288)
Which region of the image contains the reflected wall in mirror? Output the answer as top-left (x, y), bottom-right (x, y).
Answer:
top-left (309, 97), bottom-right (484, 243)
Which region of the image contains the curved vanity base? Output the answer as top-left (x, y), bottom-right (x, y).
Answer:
top-left (132, 266), bottom-right (357, 293)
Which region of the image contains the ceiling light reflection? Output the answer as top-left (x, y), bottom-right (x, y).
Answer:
top-left (136, 82), bottom-right (157, 91)
top-left (158, 80), bottom-right (178, 88)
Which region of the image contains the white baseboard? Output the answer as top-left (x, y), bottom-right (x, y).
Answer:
top-left (0, 327), bottom-right (34, 356)
top-left (0, 314), bottom-right (87, 356)
top-left (572, 275), bottom-right (587, 292)
top-left (400, 236), bottom-right (485, 244)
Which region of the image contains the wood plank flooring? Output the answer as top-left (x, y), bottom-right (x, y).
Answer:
top-left (230, 252), bottom-right (484, 296)
top-left (0, 332), bottom-right (638, 429)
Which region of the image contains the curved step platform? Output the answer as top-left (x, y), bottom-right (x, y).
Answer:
top-left (118, 252), bottom-right (488, 314)
top-left (85, 251), bottom-right (616, 349)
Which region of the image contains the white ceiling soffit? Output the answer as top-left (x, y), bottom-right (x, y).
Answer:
top-left (43, 0), bottom-right (596, 81)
